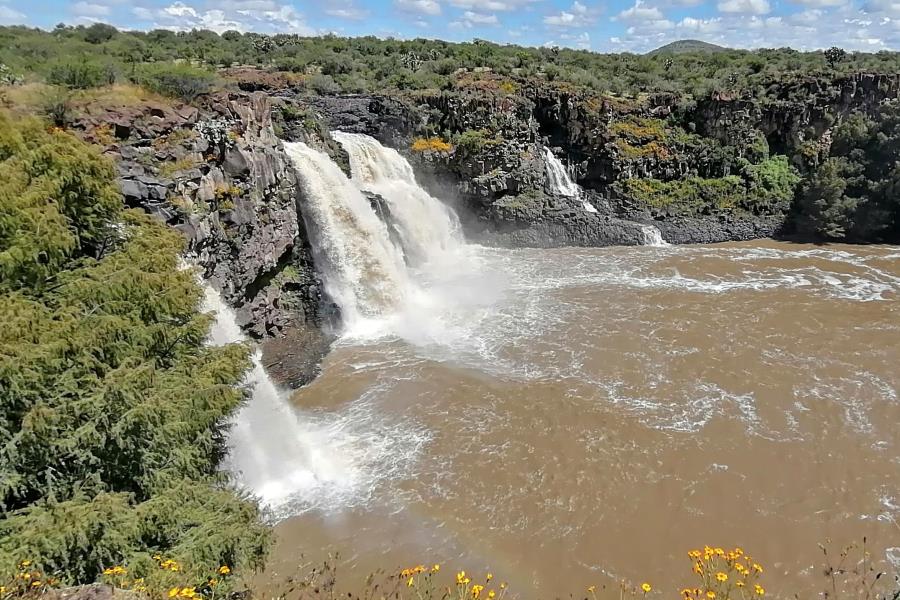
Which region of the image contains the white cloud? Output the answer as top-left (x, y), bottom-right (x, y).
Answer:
top-left (544, 1), bottom-right (600, 27)
top-left (451, 10), bottom-right (500, 27)
top-left (327, 8), bottom-right (368, 19)
top-left (151, 1), bottom-right (315, 33)
top-left (0, 4), bottom-right (25, 23)
top-left (615, 0), bottom-right (667, 21)
top-left (677, 16), bottom-right (723, 31)
top-left (788, 0), bottom-right (847, 7)
top-left (717, 0), bottom-right (771, 14)
top-left (394, 0), bottom-right (441, 15)
top-left (324, 0), bottom-right (368, 19)
top-left (72, 1), bottom-right (112, 16)
top-left (449, 0), bottom-right (537, 9)
top-left (559, 30), bottom-right (592, 48)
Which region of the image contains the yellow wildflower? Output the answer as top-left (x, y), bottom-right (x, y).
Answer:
top-left (218, 566), bottom-right (231, 576)
top-left (432, 564), bottom-right (441, 572)
top-left (714, 548), bottom-right (725, 557)
top-left (457, 571), bottom-right (467, 584)
top-left (641, 583), bottom-right (652, 593)
top-left (31, 581), bottom-right (42, 588)
top-left (19, 561), bottom-right (31, 568)
top-left (414, 565), bottom-right (426, 574)
top-left (693, 563), bottom-right (704, 575)
top-left (681, 589), bottom-right (693, 597)
top-left (688, 550), bottom-right (702, 560)
top-left (752, 564), bottom-right (763, 574)
top-left (716, 573), bottom-right (728, 583)
top-left (500, 583), bottom-right (508, 590)
top-left (734, 548), bottom-right (744, 556)
top-left (472, 584), bottom-right (485, 599)
top-left (487, 573), bottom-right (493, 582)
top-left (168, 588), bottom-right (180, 598)
top-left (736, 583), bottom-right (746, 588)
top-left (588, 586), bottom-right (596, 593)
top-left (407, 577), bottom-right (415, 588)
top-left (401, 569), bottom-right (412, 578)
top-left (706, 592), bottom-right (716, 599)
top-left (754, 585), bottom-right (765, 596)
top-left (488, 591), bottom-right (496, 599)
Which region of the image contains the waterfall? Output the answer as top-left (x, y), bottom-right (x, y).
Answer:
top-left (283, 141), bottom-right (413, 328)
top-left (640, 224), bottom-right (669, 247)
top-left (203, 284), bottom-right (357, 510)
top-left (333, 132), bottom-right (464, 266)
top-left (543, 146), bottom-right (600, 214)
top-left (543, 146), bottom-right (580, 198)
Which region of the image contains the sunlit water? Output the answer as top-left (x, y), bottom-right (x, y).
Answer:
top-left (237, 240), bottom-right (900, 599)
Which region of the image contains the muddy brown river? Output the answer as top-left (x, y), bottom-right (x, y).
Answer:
top-left (243, 241), bottom-right (899, 599)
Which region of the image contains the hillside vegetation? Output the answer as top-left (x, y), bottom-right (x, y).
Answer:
top-left (0, 111), bottom-right (269, 592)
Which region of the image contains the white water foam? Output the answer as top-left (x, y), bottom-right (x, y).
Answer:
top-left (639, 224), bottom-right (669, 247)
top-left (333, 132), bottom-right (465, 267)
top-left (204, 284), bottom-right (428, 518)
top-left (543, 146), bottom-right (580, 198)
top-left (283, 141), bottom-right (415, 328)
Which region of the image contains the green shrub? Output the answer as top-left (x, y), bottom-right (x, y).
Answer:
top-left (132, 63), bottom-right (216, 102)
top-left (614, 175), bottom-right (745, 212)
top-left (0, 110), bottom-right (270, 586)
top-left (47, 59), bottom-right (116, 89)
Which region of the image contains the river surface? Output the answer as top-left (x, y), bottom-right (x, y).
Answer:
top-left (250, 240), bottom-right (900, 599)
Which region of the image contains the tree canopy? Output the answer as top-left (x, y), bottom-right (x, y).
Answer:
top-left (0, 111), bottom-right (269, 588)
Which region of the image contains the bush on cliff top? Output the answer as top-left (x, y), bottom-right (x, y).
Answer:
top-left (0, 111), bottom-right (269, 587)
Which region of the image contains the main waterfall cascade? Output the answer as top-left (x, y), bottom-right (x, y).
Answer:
top-left (282, 141), bottom-right (414, 327)
top-left (284, 135), bottom-right (492, 345)
top-left (332, 132), bottom-right (465, 266)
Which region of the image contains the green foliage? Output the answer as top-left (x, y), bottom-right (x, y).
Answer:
top-left (132, 63), bottom-right (216, 102)
top-left (453, 129), bottom-right (502, 153)
top-left (0, 111), bottom-right (270, 586)
top-left (797, 157), bottom-right (859, 238)
top-left (47, 59), bottom-right (116, 89)
top-left (796, 100), bottom-right (900, 240)
top-left (743, 155), bottom-right (801, 213)
top-left (614, 175), bottom-right (746, 213)
top-left (0, 112), bottom-right (121, 290)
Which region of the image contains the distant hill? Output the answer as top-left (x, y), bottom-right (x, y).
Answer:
top-left (648, 40), bottom-right (729, 55)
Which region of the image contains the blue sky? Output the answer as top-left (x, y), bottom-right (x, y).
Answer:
top-left (1, 0), bottom-right (898, 52)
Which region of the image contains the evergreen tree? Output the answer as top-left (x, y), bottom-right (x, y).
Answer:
top-left (0, 112), bottom-right (270, 587)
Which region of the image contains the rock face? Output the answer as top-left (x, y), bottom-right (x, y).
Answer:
top-left (77, 92), bottom-right (336, 387)
top-left (300, 73), bottom-right (900, 247)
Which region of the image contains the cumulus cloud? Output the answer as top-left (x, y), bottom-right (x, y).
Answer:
top-left (0, 3), bottom-right (25, 24)
top-left (394, 0), bottom-right (441, 16)
top-left (147, 1), bottom-right (315, 33)
top-left (449, 0), bottom-right (538, 10)
top-left (544, 1), bottom-right (600, 27)
top-left (717, 0), bottom-right (771, 15)
top-left (615, 1), bottom-right (667, 22)
top-left (72, 1), bottom-right (112, 16)
top-left (451, 10), bottom-right (500, 27)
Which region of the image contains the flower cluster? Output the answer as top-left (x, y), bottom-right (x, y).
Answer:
top-left (0, 560), bottom-right (59, 598)
top-left (683, 547), bottom-right (765, 600)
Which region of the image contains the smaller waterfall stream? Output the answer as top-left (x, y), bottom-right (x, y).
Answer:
top-left (639, 224), bottom-right (669, 247)
top-left (543, 146), bottom-right (599, 214)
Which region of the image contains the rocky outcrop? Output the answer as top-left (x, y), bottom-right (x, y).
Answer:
top-left (75, 91), bottom-right (335, 387)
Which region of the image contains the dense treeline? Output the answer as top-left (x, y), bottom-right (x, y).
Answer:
top-left (3, 23), bottom-right (900, 98)
top-left (1, 23), bottom-right (898, 243)
top-left (0, 112), bottom-right (269, 588)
